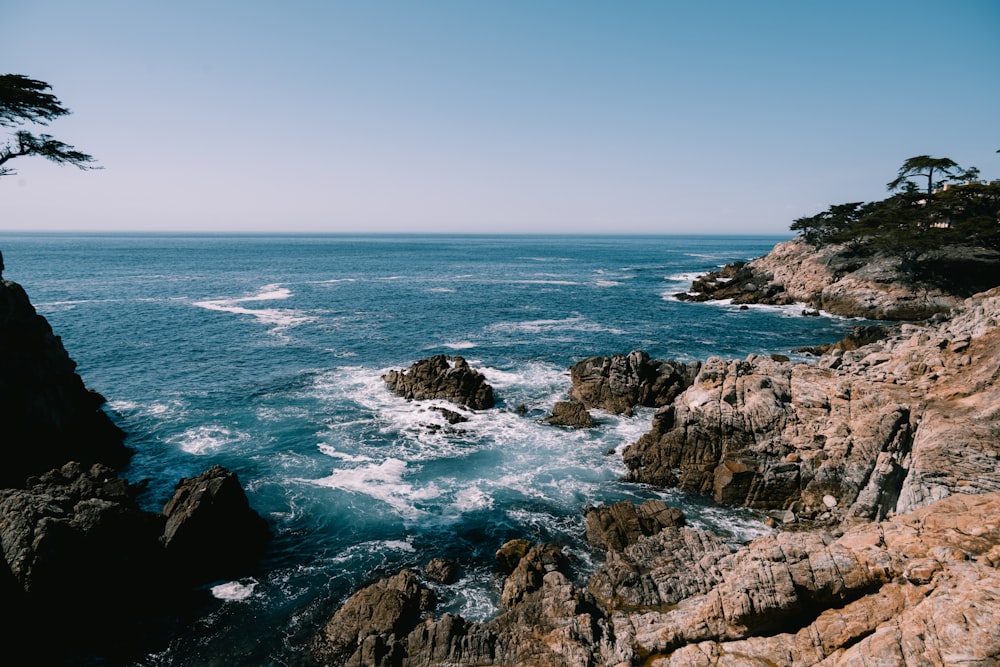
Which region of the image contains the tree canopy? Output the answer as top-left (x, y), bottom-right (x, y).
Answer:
top-left (0, 73), bottom-right (98, 176)
top-left (792, 156), bottom-right (1000, 257)
top-left (886, 155), bottom-right (960, 194)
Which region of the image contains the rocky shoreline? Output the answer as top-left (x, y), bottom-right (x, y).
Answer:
top-left (311, 249), bottom-right (1000, 664)
top-left (4, 232), bottom-right (1000, 664)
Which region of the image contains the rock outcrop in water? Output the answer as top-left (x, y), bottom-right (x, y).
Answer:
top-left (383, 355), bottom-right (495, 410)
top-left (567, 350), bottom-right (701, 415)
top-left (0, 277), bottom-right (270, 663)
top-left (676, 237), bottom-right (1000, 320)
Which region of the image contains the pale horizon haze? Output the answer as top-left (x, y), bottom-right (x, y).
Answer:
top-left (1, 1), bottom-right (998, 234)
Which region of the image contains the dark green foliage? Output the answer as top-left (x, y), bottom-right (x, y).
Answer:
top-left (0, 73), bottom-right (98, 176)
top-left (792, 182), bottom-right (1000, 257)
top-left (887, 155), bottom-right (960, 194)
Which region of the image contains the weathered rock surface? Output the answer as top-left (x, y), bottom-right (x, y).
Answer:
top-left (584, 499), bottom-right (685, 551)
top-left (383, 355), bottom-right (495, 410)
top-left (0, 279), bottom-right (128, 487)
top-left (568, 350), bottom-right (701, 415)
top-left (312, 543), bottom-right (621, 667)
top-left (624, 287), bottom-right (1000, 524)
top-left (314, 492), bottom-right (1000, 666)
top-left (675, 238), bottom-right (998, 320)
top-left (545, 400), bottom-right (595, 428)
top-left (626, 491), bottom-right (1000, 665)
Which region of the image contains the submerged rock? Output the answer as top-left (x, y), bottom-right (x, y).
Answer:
top-left (383, 355), bottom-right (495, 410)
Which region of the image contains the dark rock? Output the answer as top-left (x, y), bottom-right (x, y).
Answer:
top-left (383, 355), bottom-right (495, 410)
top-left (0, 462), bottom-right (176, 663)
top-left (0, 280), bottom-right (128, 487)
top-left (584, 499), bottom-right (686, 551)
top-left (568, 350), bottom-right (700, 415)
top-left (310, 569), bottom-right (434, 667)
top-left (424, 557), bottom-right (459, 584)
top-left (544, 400), bottom-right (594, 427)
top-left (430, 406), bottom-right (469, 424)
top-left (161, 464), bottom-right (270, 583)
top-left (495, 538), bottom-right (532, 574)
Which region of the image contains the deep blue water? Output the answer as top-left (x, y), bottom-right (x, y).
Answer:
top-left (1, 233), bottom-right (862, 664)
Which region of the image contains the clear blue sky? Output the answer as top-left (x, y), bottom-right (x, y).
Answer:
top-left (2, 1), bottom-right (998, 234)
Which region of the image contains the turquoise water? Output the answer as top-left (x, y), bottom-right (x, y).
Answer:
top-left (0, 234), bottom-right (861, 664)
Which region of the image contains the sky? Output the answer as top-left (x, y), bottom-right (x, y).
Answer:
top-left (1, 1), bottom-right (998, 234)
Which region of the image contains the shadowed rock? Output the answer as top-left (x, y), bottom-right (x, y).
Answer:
top-left (161, 464), bottom-right (270, 583)
top-left (0, 280), bottom-right (128, 487)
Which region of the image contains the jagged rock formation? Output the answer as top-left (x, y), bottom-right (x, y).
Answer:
top-left (676, 237), bottom-right (999, 320)
top-left (0, 279), bottom-right (128, 487)
top-left (568, 350), bottom-right (701, 415)
top-left (161, 464), bottom-right (271, 583)
top-left (0, 459), bottom-right (269, 663)
top-left (312, 492), bottom-right (1000, 666)
top-left (383, 355), bottom-right (495, 410)
top-left (584, 499), bottom-right (685, 551)
top-left (624, 287), bottom-right (1000, 523)
top-left (544, 400), bottom-right (595, 428)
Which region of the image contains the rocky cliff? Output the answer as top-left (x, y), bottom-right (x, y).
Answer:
top-left (0, 278), bottom-right (129, 487)
top-left (624, 286), bottom-right (1000, 525)
top-left (676, 237), bottom-right (1000, 320)
top-left (0, 278), bottom-right (270, 664)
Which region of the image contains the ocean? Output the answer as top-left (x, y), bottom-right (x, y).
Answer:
top-left (1, 233), bottom-right (864, 664)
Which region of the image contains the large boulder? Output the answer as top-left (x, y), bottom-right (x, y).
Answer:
top-left (383, 355), bottom-right (495, 410)
top-left (310, 569), bottom-right (435, 667)
top-left (161, 464), bottom-right (271, 583)
top-left (584, 499), bottom-right (685, 551)
top-left (0, 280), bottom-right (128, 487)
top-left (0, 462), bottom-right (173, 663)
top-left (568, 350), bottom-right (700, 415)
top-left (544, 400), bottom-right (594, 427)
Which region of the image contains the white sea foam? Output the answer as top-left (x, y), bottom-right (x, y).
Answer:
top-left (211, 579), bottom-right (257, 601)
top-left (664, 272), bottom-right (706, 283)
top-left (317, 443), bottom-right (372, 463)
top-left (426, 287), bottom-right (456, 293)
top-left (485, 316), bottom-right (626, 336)
top-left (192, 284), bottom-right (314, 332)
top-left (452, 485), bottom-right (495, 513)
top-left (442, 341), bottom-right (477, 350)
top-left (593, 280), bottom-right (622, 287)
top-left (307, 458), bottom-right (442, 517)
top-left (171, 425), bottom-right (249, 455)
top-left (509, 279), bottom-right (578, 286)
